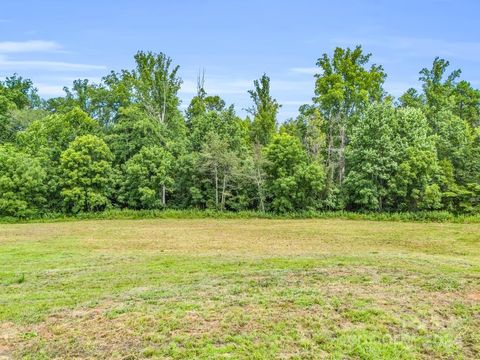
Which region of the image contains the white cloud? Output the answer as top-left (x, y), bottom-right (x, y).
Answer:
top-left (0, 58), bottom-right (107, 71)
top-left (334, 36), bottom-right (480, 61)
top-left (35, 83), bottom-right (65, 97)
top-left (290, 67), bottom-right (318, 75)
top-left (0, 40), bottom-right (61, 53)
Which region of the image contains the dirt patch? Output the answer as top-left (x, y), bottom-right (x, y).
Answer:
top-left (0, 322), bottom-right (19, 359)
top-left (465, 291), bottom-right (480, 302)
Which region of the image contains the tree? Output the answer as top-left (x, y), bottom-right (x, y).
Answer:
top-left (345, 105), bottom-right (440, 211)
top-left (186, 72), bottom-right (226, 122)
top-left (60, 135), bottom-right (113, 213)
top-left (0, 145), bottom-right (46, 216)
top-left (263, 133), bottom-right (324, 212)
top-left (18, 107), bottom-right (100, 157)
top-left (17, 108), bottom-right (100, 210)
top-left (453, 80), bottom-right (480, 128)
top-left (407, 57), bottom-right (480, 128)
top-left (314, 46), bottom-right (386, 193)
top-left (189, 104), bottom-right (246, 152)
top-left (344, 103), bottom-right (398, 210)
top-left (0, 74), bottom-right (40, 110)
top-left (0, 75), bottom-right (43, 143)
top-left (126, 51), bottom-right (182, 125)
top-left (122, 146), bottom-right (174, 209)
top-left (46, 77), bottom-right (131, 127)
top-left (248, 74), bottom-right (281, 146)
top-left (387, 108), bottom-right (440, 210)
top-left (245, 143), bottom-right (267, 212)
top-left (0, 95), bottom-right (18, 143)
top-left (197, 132), bottom-right (239, 210)
top-left (106, 106), bottom-right (163, 165)
top-left (281, 104), bottom-right (326, 163)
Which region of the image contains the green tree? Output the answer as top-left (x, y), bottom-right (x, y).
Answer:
top-left (388, 108), bottom-right (440, 210)
top-left (0, 74), bottom-right (40, 110)
top-left (126, 51), bottom-right (182, 125)
top-left (404, 57), bottom-right (480, 128)
top-left (0, 144), bottom-right (46, 216)
top-left (344, 104), bottom-right (398, 210)
top-left (0, 74), bottom-right (43, 143)
top-left (18, 108), bottom-right (100, 210)
top-left (345, 105), bottom-right (440, 211)
top-left (122, 146), bottom-right (174, 209)
top-left (248, 74), bottom-right (281, 146)
top-left (186, 73), bottom-right (226, 122)
top-left (60, 135), bottom-right (113, 213)
top-left (263, 133), bottom-right (324, 212)
top-left (106, 106), bottom-right (163, 165)
top-left (198, 132), bottom-right (239, 210)
top-left (281, 104), bottom-right (326, 163)
top-left (314, 46), bottom-right (386, 194)
top-left (46, 77), bottom-right (131, 127)
top-left (189, 104), bottom-right (246, 152)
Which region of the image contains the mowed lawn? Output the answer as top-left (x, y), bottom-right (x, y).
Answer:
top-left (0, 219), bottom-right (479, 359)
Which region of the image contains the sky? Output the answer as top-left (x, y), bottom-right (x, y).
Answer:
top-left (1, 0), bottom-right (479, 120)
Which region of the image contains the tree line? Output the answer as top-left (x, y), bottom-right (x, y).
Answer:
top-left (0, 46), bottom-right (479, 216)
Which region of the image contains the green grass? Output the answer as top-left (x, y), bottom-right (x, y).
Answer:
top-left (2, 208), bottom-right (480, 224)
top-left (1, 218), bottom-right (479, 359)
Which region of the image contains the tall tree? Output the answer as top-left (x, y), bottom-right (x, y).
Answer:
top-left (344, 103), bottom-right (398, 211)
top-left (122, 146), bottom-right (174, 209)
top-left (60, 135), bottom-right (113, 213)
top-left (388, 108), bottom-right (440, 210)
top-left (0, 144), bottom-right (46, 216)
top-left (106, 106), bottom-right (163, 165)
top-left (126, 51), bottom-right (182, 125)
top-left (314, 46), bottom-right (386, 195)
top-left (198, 132), bottom-right (239, 210)
top-left (263, 133), bottom-right (324, 212)
top-left (0, 75), bottom-right (42, 143)
top-left (248, 74), bottom-right (281, 146)
top-left (17, 108), bottom-right (100, 210)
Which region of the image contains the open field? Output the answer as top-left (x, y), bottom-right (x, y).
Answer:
top-left (1, 219), bottom-right (479, 359)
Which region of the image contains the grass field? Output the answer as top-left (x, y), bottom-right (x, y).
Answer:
top-left (1, 218), bottom-right (479, 359)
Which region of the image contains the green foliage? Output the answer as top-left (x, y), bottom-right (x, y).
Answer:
top-left (197, 132), bottom-right (240, 210)
top-left (126, 51), bottom-right (182, 125)
top-left (0, 48), bottom-right (479, 217)
top-left (344, 103), bottom-right (397, 210)
top-left (314, 45), bottom-right (386, 201)
top-left (264, 133), bottom-right (324, 212)
top-left (122, 146), bottom-right (174, 209)
top-left (248, 74), bottom-right (281, 146)
top-left (345, 104), bottom-right (440, 211)
top-left (0, 144), bottom-right (46, 216)
top-left (106, 106), bottom-right (162, 165)
top-left (17, 108), bottom-right (101, 210)
top-left (387, 107), bottom-right (439, 210)
top-left (60, 135), bottom-right (113, 213)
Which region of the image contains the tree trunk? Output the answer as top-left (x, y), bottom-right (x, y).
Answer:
top-left (256, 167), bottom-right (265, 212)
top-left (214, 165), bottom-right (219, 209)
top-left (162, 185), bottom-right (166, 207)
top-left (338, 123), bottom-right (346, 185)
top-left (221, 175), bottom-right (226, 210)
top-left (327, 120), bottom-right (334, 186)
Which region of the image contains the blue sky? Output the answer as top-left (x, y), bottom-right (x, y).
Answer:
top-left (1, 0), bottom-right (479, 120)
